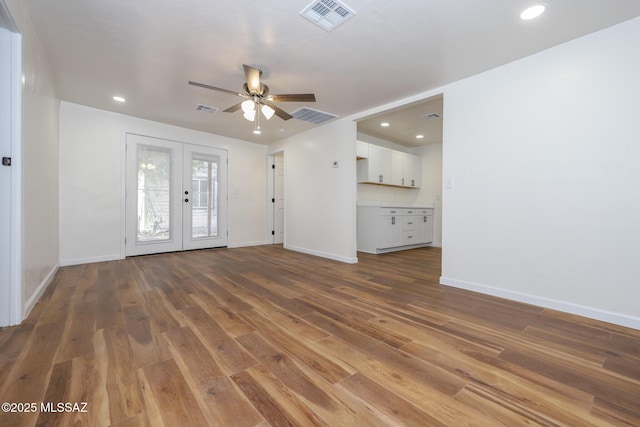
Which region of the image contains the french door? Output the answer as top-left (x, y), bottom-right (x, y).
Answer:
top-left (125, 134), bottom-right (227, 256)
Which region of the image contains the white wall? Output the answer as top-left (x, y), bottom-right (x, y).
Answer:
top-left (5, 0), bottom-right (60, 319)
top-left (59, 102), bottom-right (268, 265)
top-left (412, 142), bottom-right (443, 246)
top-left (441, 17), bottom-right (640, 328)
top-left (268, 119), bottom-right (358, 263)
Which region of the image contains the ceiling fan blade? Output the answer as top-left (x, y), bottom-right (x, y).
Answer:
top-left (223, 102), bottom-right (243, 113)
top-left (243, 64), bottom-right (263, 95)
top-left (269, 93), bottom-right (316, 103)
top-left (263, 101), bottom-right (293, 120)
top-left (188, 80), bottom-right (244, 97)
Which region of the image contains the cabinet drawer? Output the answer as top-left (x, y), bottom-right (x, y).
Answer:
top-left (380, 207), bottom-right (402, 216)
top-left (402, 230), bottom-right (417, 243)
top-left (403, 216), bottom-right (417, 231)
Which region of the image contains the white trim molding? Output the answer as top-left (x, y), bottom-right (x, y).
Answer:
top-left (440, 276), bottom-right (640, 330)
top-left (227, 241), bottom-right (269, 249)
top-left (285, 244), bottom-right (358, 264)
top-left (59, 254), bottom-right (122, 267)
top-left (23, 264), bottom-right (58, 319)
top-left (9, 30), bottom-right (22, 326)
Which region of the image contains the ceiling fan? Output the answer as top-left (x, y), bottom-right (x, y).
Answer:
top-left (189, 64), bottom-right (316, 133)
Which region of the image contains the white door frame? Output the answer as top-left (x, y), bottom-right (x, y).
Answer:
top-left (0, 2), bottom-right (22, 327)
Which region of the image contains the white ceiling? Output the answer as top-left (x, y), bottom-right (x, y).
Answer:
top-left (22, 0), bottom-right (640, 144)
top-left (358, 95), bottom-right (443, 147)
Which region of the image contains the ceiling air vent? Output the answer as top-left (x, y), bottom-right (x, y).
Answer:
top-left (291, 107), bottom-right (338, 125)
top-left (196, 104), bottom-right (217, 113)
top-left (300, 0), bottom-right (356, 31)
top-left (424, 112), bottom-right (441, 119)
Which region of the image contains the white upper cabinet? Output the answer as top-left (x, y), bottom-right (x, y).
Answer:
top-left (357, 141), bottom-right (421, 188)
top-left (403, 153), bottom-right (421, 188)
top-left (357, 143), bottom-right (392, 185)
top-left (391, 151), bottom-right (404, 186)
top-left (356, 140), bottom-right (369, 159)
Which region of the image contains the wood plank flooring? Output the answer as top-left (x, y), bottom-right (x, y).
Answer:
top-left (1, 245), bottom-right (639, 426)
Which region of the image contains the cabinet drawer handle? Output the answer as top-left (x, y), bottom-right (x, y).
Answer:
top-left (391, 216), bottom-right (395, 225)
top-left (424, 216), bottom-right (427, 222)
top-left (379, 174), bottom-right (383, 183)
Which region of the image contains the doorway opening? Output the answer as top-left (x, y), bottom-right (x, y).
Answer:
top-left (354, 94), bottom-right (444, 253)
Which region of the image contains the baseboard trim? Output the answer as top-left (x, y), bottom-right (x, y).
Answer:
top-left (227, 240), bottom-right (269, 248)
top-left (59, 253), bottom-right (122, 267)
top-left (284, 244), bottom-right (358, 264)
top-left (440, 276), bottom-right (640, 330)
top-left (23, 263), bottom-right (59, 320)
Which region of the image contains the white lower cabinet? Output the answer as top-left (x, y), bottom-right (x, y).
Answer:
top-left (379, 214), bottom-right (403, 248)
top-left (358, 206), bottom-right (433, 254)
top-left (415, 208), bottom-right (434, 244)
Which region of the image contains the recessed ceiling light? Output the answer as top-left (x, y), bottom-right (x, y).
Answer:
top-left (416, 135), bottom-right (424, 139)
top-left (113, 96), bottom-right (126, 102)
top-left (380, 122), bottom-right (390, 127)
top-left (520, 4), bottom-right (545, 20)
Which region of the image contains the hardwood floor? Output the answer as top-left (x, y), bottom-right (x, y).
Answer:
top-left (1, 245), bottom-right (639, 426)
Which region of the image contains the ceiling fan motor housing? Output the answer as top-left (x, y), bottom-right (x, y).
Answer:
top-left (243, 82), bottom-right (269, 97)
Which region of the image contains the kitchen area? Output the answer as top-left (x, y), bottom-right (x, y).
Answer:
top-left (355, 94), bottom-right (443, 254)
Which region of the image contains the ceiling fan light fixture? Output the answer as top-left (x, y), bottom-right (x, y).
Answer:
top-left (243, 109), bottom-right (256, 121)
top-left (241, 99), bottom-right (255, 113)
top-left (261, 104), bottom-right (275, 120)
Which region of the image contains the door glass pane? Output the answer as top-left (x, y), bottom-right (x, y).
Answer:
top-left (137, 145), bottom-right (172, 242)
top-left (191, 154), bottom-right (219, 239)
